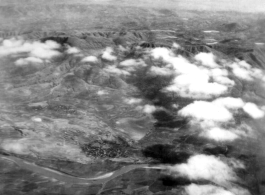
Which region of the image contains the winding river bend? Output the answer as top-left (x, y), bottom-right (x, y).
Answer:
top-left (0, 154), bottom-right (161, 185)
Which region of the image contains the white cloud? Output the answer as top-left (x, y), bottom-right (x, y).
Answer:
top-left (179, 98), bottom-right (260, 140)
top-left (228, 158), bottom-right (245, 169)
top-left (243, 102), bottom-right (264, 119)
top-left (212, 97), bottom-right (245, 110)
top-left (120, 59), bottom-right (137, 66)
top-left (118, 59), bottom-right (146, 72)
top-left (31, 117), bottom-right (42, 122)
top-left (172, 104), bottom-right (179, 109)
top-left (66, 46), bottom-right (80, 54)
top-left (211, 68), bottom-right (228, 77)
top-left (148, 66), bottom-right (172, 76)
top-left (168, 154), bottom-right (237, 185)
top-left (228, 61), bottom-right (262, 81)
top-left (97, 90), bottom-right (108, 96)
top-left (151, 48), bottom-right (199, 76)
top-left (142, 104), bottom-right (157, 114)
top-left (152, 47), bottom-right (195, 74)
top-left (237, 60), bottom-right (251, 69)
top-left (151, 48), bottom-right (230, 99)
top-left (82, 56), bottom-right (98, 63)
top-left (200, 127), bottom-right (239, 142)
top-left (231, 64), bottom-right (253, 81)
top-left (210, 68), bottom-right (235, 86)
top-left (229, 187), bottom-right (251, 195)
top-left (119, 59), bottom-right (145, 67)
top-left (211, 98), bottom-right (264, 119)
top-left (136, 104), bottom-right (158, 114)
top-left (151, 47), bottom-right (174, 61)
top-left (124, 98), bottom-right (142, 104)
top-left (30, 46), bottom-right (60, 59)
top-left (15, 57), bottom-right (43, 66)
top-left (213, 76), bottom-right (235, 86)
top-left (195, 52), bottom-right (219, 68)
top-left (0, 38), bottom-right (61, 59)
top-left (102, 47), bottom-right (117, 61)
top-left (185, 184), bottom-right (234, 195)
top-left (166, 74), bottom-right (228, 99)
top-left (169, 56), bottom-right (201, 75)
top-left (104, 66), bottom-right (131, 76)
top-left (178, 101), bottom-right (233, 122)
top-left (172, 42), bottom-right (181, 49)
top-left (251, 68), bottom-right (263, 79)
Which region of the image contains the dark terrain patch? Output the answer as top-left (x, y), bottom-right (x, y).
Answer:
top-left (159, 176), bottom-right (192, 187)
top-left (142, 144), bottom-right (190, 164)
top-left (153, 110), bottom-right (188, 128)
top-left (81, 140), bottom-right (131, 158)
top-left (203, 145), bottom-right (232, 156)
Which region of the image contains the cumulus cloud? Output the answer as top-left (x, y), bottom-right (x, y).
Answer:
top-left (136, 104), bottom-right (158, 114)
top-left (179, 97), bottom-right (263, 130)
top-left (31, 117), bottom-right (42, 122)
top-left (102, 47), bottom-right (117, 61)
top-left (237, 60), bottom-right (251, 69)
top-left (212, 97), bottom-right (245, 110)
top-left (200, 127), bottom-right (239, 142)
top-left (230, 62), bottom-right (253, 81)
top-left (66, 46), bottom-right (80, 54)
top-left (211, 68), bottom-right (228, 77)
top-left (210, 68), bottom-right (235, 86)
top-left (229, 60), bottom-right (263, 81)
top-left (124, 98), bottom-right (143, 104)
top-left (15, 56), bottom-right (43, 66)
top-left (30, 46), bottom-right (60, 59)
top-left (142, 104), bottom-right (157, 114)
top-left (148, 66), bottom-right (172, 76)
top-left (185, 184), bottom-right (234, 195)
top-left (119, 59), bottom-right (145, 67)
top-left (172, 42), bottom-right (181, 49)
top-left (151, 47), bottom-right (174, 61)
top-left (166, 73), bottom-right (228, 99)
top-left (213, 76), bottom-right (235, 86)
top-left (151, 48), bottom-right (198, 75)
top-left (104, 66), bottom-right (131, 76)
top-left (168, 154), bottom-right (237, 185)
top-left (118, 59), bottom-right (146, 72)
top-left (151, 48), bottom-right (231, 99)
top-left (178, 101), bottom-right (233, 122)
top-left (0, 38), bottom-right (61, 59)
top-left (81, 56), bottom-right (98, 63)
top-left (97, 90), bottom-right (108, 96)
top-left (228, 158), bottom-right (245, 170)
top-left (213, 98), bottom-right (264, 119)
top-left (195, 52), bottom-right (219, 68)
top-left (229, 187), bottom-right (251, 195)
top-left (243, 102), bottom-right (264, 119)
top-left (169, 56), bottom-right (200, 75)
top-left (179, 97), bottom-right (260, 142)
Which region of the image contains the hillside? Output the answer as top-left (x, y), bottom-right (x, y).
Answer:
top-left (0, 2), bottom-right (265, 195)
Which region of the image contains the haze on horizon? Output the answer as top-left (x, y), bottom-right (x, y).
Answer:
top-left (0, 0), bottom-right (265, 13)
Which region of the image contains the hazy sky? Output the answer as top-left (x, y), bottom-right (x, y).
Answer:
top-left (176, 0), bottom-right (265, 12)
top-left (115, 0), bottom-right (265, 13)
top-left (1, 0), bottom-right (265, 13)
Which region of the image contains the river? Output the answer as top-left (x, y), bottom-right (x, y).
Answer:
top-left (0, 154), bottom-right (162, 185)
